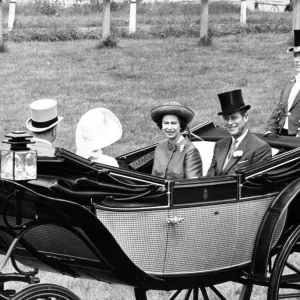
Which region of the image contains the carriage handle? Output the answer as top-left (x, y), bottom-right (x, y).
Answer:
top-left (166, 216), bottom-right (184, 224)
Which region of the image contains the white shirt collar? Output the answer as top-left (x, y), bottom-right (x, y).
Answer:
top-left (232, 129), bottom-right (248, 148)
top-left (33, 137), bottom-right (52, 146)
top-left (296, 73), bottom-right (300, 82)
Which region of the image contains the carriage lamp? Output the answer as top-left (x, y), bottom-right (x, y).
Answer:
top-left (0, 131), bottom-right (37, 181)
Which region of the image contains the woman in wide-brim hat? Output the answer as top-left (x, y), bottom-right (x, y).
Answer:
top-left (150, 101), bottom-right (202, 180)
top-left (76, 108), bottom-right (122, 167)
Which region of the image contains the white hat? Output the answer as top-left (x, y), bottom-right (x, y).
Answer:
top-left (76, 108), bottom-right (122, 159)
top-left (26, 99), bottom-right (63, 132)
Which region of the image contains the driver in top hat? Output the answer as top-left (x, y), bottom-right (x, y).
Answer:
top-left (207, 89), bottom-right (272, 176)
top-left (26, 99), bottom-right (63, 157)
top-left (265, 30), bottom-right (300, 137)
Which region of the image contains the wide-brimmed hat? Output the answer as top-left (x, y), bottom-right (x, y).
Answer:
top-left (288, 30), bottom-right (300, 53)
top-left (26, 99), bottom-right (63, 133)
top-left (76, 108), bottom-right (122, 159)
top-left (217, 89), bottom-right (251, 116)
top-left (151, 101), bottom-right (194, 124)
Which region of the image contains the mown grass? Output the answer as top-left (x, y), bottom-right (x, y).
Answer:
top-left (1, 1), bottom-right (293, 41)
top-left (0, 33), bottom-right (296, 299)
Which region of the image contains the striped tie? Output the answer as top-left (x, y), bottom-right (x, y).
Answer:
top-left (223, 139), bottom-right (237, 170)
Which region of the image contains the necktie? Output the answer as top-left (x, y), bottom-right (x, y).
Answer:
top-left (223, 139), bottom-right (237, 170)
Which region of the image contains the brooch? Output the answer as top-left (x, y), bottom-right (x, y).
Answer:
top-left (180, 144), bottom-right (185, 152)
top-left (233, 150), bottom-right (243, 157)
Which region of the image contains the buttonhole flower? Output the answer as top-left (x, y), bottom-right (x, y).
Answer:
top-left (180, 144), bottom-right (185, 152)
top-left (233, 150), bottom-right (243, 157)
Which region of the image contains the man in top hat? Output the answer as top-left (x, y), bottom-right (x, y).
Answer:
top-left (26, 99), bottom-right (63, 157)
top-left (207, 89), bottom-right (272, 176)
top-left (265, 30), bottom-right (300, 137)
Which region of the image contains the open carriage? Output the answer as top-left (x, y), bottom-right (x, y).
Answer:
top-left (1, 121), bottom-right (300, 299)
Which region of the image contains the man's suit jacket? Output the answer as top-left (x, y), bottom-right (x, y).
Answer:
top-left (206, 131), bottom-right (272, 176)
top-left (266, 78), bottom-right (300, 135)
top-left (29, 138), bottom-right (55, 157)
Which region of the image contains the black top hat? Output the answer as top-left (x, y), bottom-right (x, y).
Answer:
top-left (288, 30), bottom-right (300, 53)
top-left (217, 89), bottom-right (251, 116)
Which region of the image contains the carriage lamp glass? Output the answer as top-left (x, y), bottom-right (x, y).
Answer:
top-left (0, 131), bottom-right (37, 181)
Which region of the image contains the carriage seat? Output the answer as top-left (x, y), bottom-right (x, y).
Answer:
top-left (192, 141), bottom-right (279, 176)
top-left (192, 141), bottom-right (215, 176)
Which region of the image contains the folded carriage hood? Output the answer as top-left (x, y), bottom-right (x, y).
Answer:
top-left (0, 178), bottom-right (165, 289)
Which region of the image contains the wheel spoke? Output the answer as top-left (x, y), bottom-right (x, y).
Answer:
top-left (209, 286), bottom-right (227, 300)
top-left (280, 273), bottom-right (300, 284)
top-left (285, 261), bottom-right (300, 274)
top-left (169, 290), bottom-right (182, 300)
top-left (199, 287), bottom-right (209, 300)
top-left (278, 292), bottom-right (300, 299)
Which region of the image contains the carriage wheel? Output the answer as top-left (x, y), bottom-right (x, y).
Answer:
top-left (268, 223), bottom-right (300, 299)
top-left (10, 284), bottom-right (81, 300)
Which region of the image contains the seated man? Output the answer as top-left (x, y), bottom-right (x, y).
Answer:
top-left (207, 89), bottom-right (272, 176)
top-left (26, 99), bottom-right (63, 157)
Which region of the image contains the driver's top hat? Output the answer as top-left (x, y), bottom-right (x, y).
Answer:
top-left (217, 89), bottom-right (251, 117)
top-left (288, 30), bottom-right (300, 53)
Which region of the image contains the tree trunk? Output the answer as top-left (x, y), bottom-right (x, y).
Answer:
top-left (102, 0), bottom-right (111, 40)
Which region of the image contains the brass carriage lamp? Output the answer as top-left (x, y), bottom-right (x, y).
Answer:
top-left (0, 131), bottom-right (37, 181)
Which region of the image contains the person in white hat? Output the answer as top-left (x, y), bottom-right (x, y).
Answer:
top-left (76, 108), bottom-right (122, 167)
top-left (26, 99), bottom-right (63, 157)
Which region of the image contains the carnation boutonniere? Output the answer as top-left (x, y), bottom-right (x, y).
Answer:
top-left (179, 144), bottom-right (185, 153)
top-left (233, 150), bottom-right (243, 158)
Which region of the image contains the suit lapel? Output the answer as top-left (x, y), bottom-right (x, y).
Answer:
top-left (290, 91), bottom-right (300, 110)
top-left (223, 131), bottom-right (251, 174)
top-left (283, 80), bottom-right (296, 110)
top-left (217, 138), bottom-right (231, 175)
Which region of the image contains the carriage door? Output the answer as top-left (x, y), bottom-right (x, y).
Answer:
top-left (163, 177), bottom-right (239, 275)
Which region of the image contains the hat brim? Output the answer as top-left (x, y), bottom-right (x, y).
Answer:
top-left (26, 116), bottom-right (63, 132)
top-left (287, 46), bottom-right (300, 53)
top-left (151, 105), bottom-right (194, 124)
top-left (76, 108), bottom-right (122, 153)
top-left (217, 105), bottom-right (251, 116)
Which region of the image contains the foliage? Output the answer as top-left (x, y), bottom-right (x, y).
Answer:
top-left (96, 35), bottom-right (119, 48)
top-left (1, 0), bottom-right (293, 42)
top-left (0, 43), bottom-right (8, 53)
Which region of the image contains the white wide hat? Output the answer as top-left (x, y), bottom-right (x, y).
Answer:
top-left (26, 99), bottom-right (63, 132)
top-left (76, 108), bottom-right (122, 159)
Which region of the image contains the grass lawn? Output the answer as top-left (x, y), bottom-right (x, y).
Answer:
top-left (0, 33), bottom-right (296, 299)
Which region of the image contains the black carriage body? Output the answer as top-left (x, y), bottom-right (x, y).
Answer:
top-left (1, 122), bottom-right (300, 292)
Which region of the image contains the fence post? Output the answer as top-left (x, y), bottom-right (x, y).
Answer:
top-left (293, 0), bottom-right (300, 30)
top-left (199, 0), bottom-right (208, 41)
top-left (129, 0), bottom-right (136, 34)
top-left (8, 0), bottom-right (16, 31)
top-left (0, 0), bottom-right (3, 51)
top-left (240, 0), bottom-right (246, 26)
top-left (102, 0), bottom-right (111, 40)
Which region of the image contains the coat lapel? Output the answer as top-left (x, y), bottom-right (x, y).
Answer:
top-left (290, 90), bottom-right (300, 110)
top-left (283, 80), bottom-right (296, 110)
top-left (223, 131), bottom-right (251, 174)
top-left (217, 138), bottom-right (231, 175)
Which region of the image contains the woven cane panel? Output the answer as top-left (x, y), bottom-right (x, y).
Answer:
top-left (232, 197), bottom-right (274, 265)
top-left (97, 209), bottom-right (168, 274)
top-left (21, 224), bottom-right (98, 259)
top-left (164, 203), bottom-right (238, 274)
top-left (0, 218), bottom-right (98, 260)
